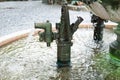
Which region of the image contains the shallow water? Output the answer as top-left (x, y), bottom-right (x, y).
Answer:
top-left (0, 28), bottom-right (120, 80)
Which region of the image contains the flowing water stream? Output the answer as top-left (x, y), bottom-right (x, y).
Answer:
top-left (0, 28), bottom-right (120, 80)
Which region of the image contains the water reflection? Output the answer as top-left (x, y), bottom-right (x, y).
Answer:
top-left (50, 67), bottom-right (71, 80)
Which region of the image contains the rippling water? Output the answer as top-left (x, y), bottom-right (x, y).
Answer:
top-left (0, 28), bottom-right (120, 80)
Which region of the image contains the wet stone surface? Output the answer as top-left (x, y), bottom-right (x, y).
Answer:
top-left (0, 28), bottom-right (120, 80)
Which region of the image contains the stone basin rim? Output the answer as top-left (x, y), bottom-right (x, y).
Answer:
top-left (0, 23), bottom-right (117, 47)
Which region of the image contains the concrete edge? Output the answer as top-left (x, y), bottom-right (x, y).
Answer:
top-left (0, 29), bottom-right (41, 47)
top-left (79, 23), bottom-right (118, 29)
top-left (0, 23), bottom-right (117, 47)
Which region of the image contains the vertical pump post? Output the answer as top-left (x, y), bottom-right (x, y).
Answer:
top-left (56, 4), bottom-right (83, 67)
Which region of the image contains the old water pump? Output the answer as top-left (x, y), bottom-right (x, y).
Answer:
top-left (35, 4), bottom-right (83, 67)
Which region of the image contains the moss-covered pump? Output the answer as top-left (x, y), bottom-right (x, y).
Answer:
top-left (35, 4), bottom-right (83, 67)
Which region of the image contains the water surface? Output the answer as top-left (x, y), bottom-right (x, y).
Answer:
top-left (0, 28), bottom-right (120, 80)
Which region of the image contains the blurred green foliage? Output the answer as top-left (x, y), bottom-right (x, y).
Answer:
top-left (101, 0), bottom-right (120, 10)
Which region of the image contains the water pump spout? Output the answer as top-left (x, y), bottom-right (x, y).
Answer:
top-left (35, 21), bottom-right (53, 47)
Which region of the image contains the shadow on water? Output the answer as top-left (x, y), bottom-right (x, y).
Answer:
top-left (0, 28), bottom-right (120, 80)
top-left (49, 67), bottom-right (72, 80)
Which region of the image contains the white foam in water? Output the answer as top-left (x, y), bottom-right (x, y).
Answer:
top-left (0, 28), bottom-right (119, 80)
